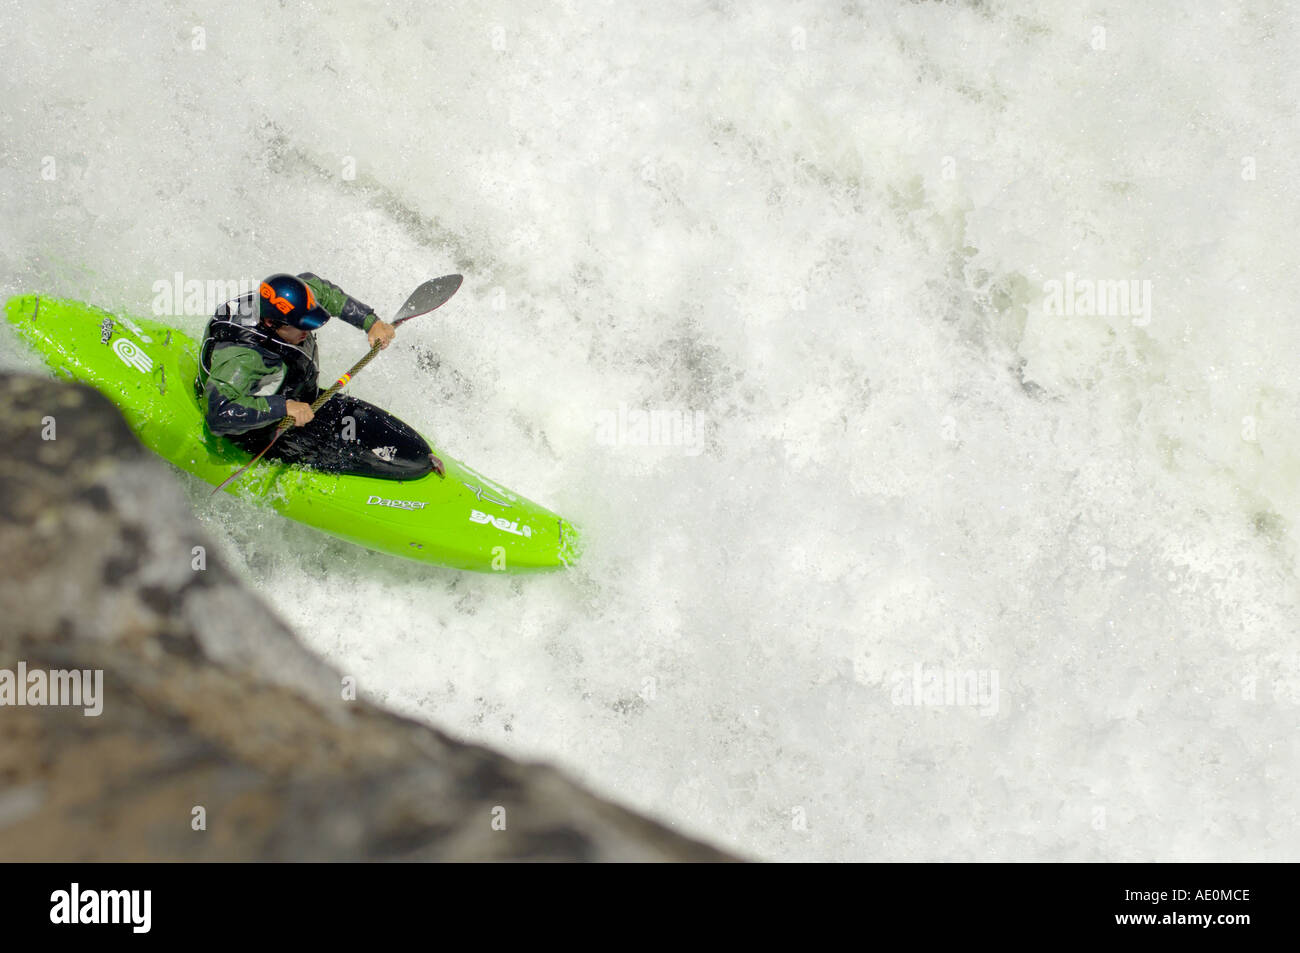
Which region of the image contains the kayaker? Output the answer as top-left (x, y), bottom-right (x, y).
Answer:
top-left (197, 272), bottom-right (444, 479)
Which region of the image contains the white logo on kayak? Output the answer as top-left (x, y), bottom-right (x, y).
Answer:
top-left (112, 338), bottom-right (153, 374)
top-left (366, 495), bottom-right (427, 511)
top-left (462, 481), bottom-right (512, 508)
top-left (371, 446), bottom-right (398, 462)
top-left (459, 466), bottom-right (517, 503)
top-left (470, 509), bottom-right (532, 538)
top-left (116, 314), bottom-right (154, 343)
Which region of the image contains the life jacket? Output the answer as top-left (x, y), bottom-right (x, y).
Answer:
top-left (197, 294), bottom-right (320, 402)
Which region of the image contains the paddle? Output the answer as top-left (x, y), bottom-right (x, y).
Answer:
top-left (211, 274), bottom-right (463, 495)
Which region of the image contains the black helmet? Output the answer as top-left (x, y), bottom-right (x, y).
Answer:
top-left (258, 273), bottom-right (330, 329)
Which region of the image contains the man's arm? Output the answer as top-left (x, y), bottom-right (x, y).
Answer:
top-left (299, 272), bottom-right (396, 349)
top-left (204, 344), bottom-right (289, 435)
top-left (299, 272), bottom-right (377, 330)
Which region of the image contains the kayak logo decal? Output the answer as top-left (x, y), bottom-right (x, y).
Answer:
top-left (112, 338), bottom-right (153, 374)
top-left (470, 509), bottom-right (532, 538)
top-left (366, 495), bottom-right (427, 511)
top-left (116, 314), bottom-right (153, 343)
top-left (462, 481), bottom-right (512, 508)
top-left (371, 446), bottom-right (398, 462)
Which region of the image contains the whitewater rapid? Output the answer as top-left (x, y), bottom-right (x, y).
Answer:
top-left (3, 0), bottom-right (1298, 860)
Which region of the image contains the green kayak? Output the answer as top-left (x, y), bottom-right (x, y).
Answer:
top-left (4, 294), bottom-right (580, 573)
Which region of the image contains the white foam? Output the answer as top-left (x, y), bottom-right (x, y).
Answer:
top-left (3, 0), bottom-right (1298, 861)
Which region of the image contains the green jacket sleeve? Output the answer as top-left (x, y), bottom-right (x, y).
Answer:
top-left (299, 273), bottom-right (377, 331)
top-left (204, 343), bottom-right (289, 434)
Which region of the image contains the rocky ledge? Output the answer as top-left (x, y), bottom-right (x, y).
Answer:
top-left (0, 373), bottom-right (734, 862)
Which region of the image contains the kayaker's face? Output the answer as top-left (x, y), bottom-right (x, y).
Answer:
top-left (273, 324), bottom-right (309, 345)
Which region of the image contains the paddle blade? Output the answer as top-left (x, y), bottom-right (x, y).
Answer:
top-left (393, 274), bottom-right (463, 326)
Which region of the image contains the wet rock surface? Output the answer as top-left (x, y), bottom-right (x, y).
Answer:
top-left (0, 373), bottom-right (735, 861)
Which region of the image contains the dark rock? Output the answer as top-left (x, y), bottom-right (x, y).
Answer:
top-left (0, 373), bottom-right (736, 862)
